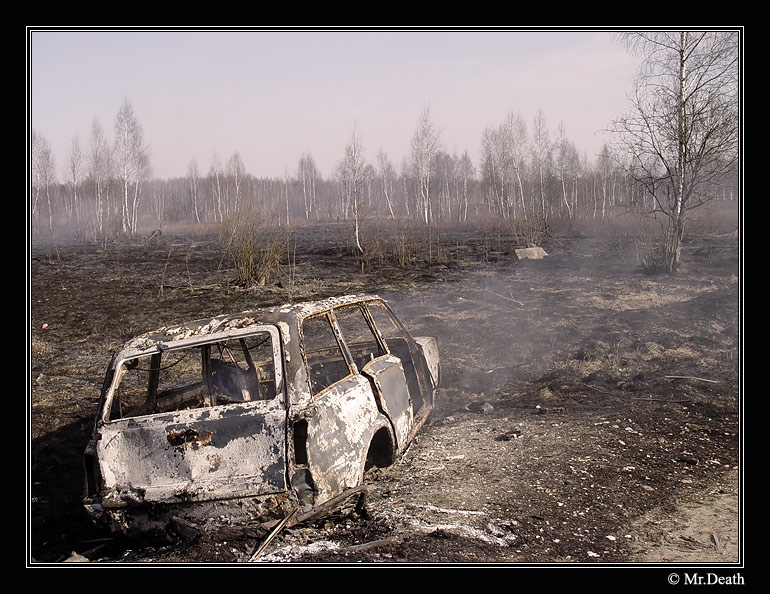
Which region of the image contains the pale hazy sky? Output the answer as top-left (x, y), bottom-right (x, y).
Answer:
top-left (29, 28), bottom-right (641, 181)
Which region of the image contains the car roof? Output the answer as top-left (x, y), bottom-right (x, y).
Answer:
top-left (114, 294), bottom-right (382, 358)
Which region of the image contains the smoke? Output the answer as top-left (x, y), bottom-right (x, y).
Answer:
top-left (375, 225), bottom-right (680, 413)
top-left (379, 256), bottom-right (573, 403)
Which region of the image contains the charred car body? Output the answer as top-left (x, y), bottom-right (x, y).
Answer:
top-left (83, 295), bottom-right (439, 535)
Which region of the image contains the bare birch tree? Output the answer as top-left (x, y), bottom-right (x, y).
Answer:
top-left (226, 151), bottom-right (245, 217)
top-left (481, 126), bottom-right (508, 218)
top-left (554, 123), bottom-right (581, 219)
top-left (337, 126), bottom-right (367, 254)
top-left (114, 98), bottom-right (150, 234)
top-left (88, 119), bottom-right (112, 237)
top-left (610, 30), bottom-right (739, 273)
top-left (298, 152), bottom-right (318, 220)
top-left (456, 151), bottom-right (475, 223)
top-left (31, 130), bottom-right (56, 234)
top-left (376, 150), bottom-right (396, 219)
top-left (187, 158), bottom-right (201, 224)
top-left (66, 135), bottom-right (84, 228)
top-left (503, 113), bottom-right (529, 219)
top-left (410, 106), bottom-right (441, 225)
top-left (596, 144), bottom-right (616, 220)
top-left (531, 110), bottom-right (553, 218)
top-left (208, 154), bottom-right (225, 223)
top-left (481, 113), bottom-right (528, 220)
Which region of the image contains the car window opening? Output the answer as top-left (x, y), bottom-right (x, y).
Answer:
top-left (333, 304), bottom-right (387, 371)
top-left (107, 332), bottom-right (278, 421)
top-left (301, 314), bottom-right (353, 396)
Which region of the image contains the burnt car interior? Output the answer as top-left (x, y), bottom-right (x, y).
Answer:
top-left (302, 314), bottom-right (353, 396)
top-left (107, 331), bottom-right (278, 420)
top-left (300, 302), bottom-right (428, 414)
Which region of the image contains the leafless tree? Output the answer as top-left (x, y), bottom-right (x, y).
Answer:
top-left (433, 150), bottom-right (454, 222)
top-left (456, 151), bottom-right (475, 223)
top-left (502, 113), bottom-right (529, 219)
top-left (481, 113), bottom-right (528, 220)
top-left (481, 126), bottom-right (508, 218)
top-left (596, 144), bottom-right (617, 220)
top-left (298, 152), bottom-right (318, 220)
top-left (208, 154), bottom-right (225, 223)
top-left (337, 126), bottom-right (367, 254)
top-left (187, 158), bottom-right (201, 224)
top-left (531, 110), bottom-right (553, 218)
top-left (410, 106), bottom-right (441, 225)
top-left (225, 151), bottom-right (245, 217)
top-left (554, 123), bottom-right (581, 219)
top-left (376, 150), bottom-right (396, 219)
top-left (31, 130), bottom-right (56, 234)
top-left (399, 158), bottom-right (412, 218)
top-left (610, 30), bottom-right (739, 273)
top-left (66, 135), bottom-right (84, 227)
top-left (88, 118), bottom-right (112, 237)
top-left (114, 98), bottom-right (150, 234)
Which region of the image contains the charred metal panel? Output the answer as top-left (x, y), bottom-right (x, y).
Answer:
top-left (362, 355), bottom-right (413, 451)
top-left (304, 374), bottom-right (387, 501)
top-left (279, 294), bottom-right (378, 320)
top-left (278, 319), bottom-right (313, 409)
top-left (415, 336), bottom-right (440, 389)
top-left (96, 396), bottom-right (287, 507)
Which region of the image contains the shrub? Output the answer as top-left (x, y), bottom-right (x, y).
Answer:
top-left (220, 209), bottom-right (287, 286)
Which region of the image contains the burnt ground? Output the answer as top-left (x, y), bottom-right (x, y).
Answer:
top-left (28, 216), bottom-right (742, 569)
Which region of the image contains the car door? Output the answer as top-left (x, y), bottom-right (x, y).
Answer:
top-left (333, 304), bottom-right (414, 453)
top-left (93, 326), bottom-right (287, 507)
top-left (299, 312), bottom-right (384, 501)
top-left (365, 300), bottom-right (435, 417)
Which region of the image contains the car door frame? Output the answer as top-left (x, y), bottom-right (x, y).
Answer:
top-left (297, 310), bottom-right (391, 502)
top-left (329, 303), bottom-right (415, 454)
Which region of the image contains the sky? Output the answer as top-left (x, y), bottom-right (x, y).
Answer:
top-left (29, 28), bottom-right (642, 181)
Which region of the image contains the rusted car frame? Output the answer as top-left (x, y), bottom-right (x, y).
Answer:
top-left (83, 295), bottom-right (439, 536)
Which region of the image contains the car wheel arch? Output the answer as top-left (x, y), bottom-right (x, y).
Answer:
top-left (364, 424), bottom-right (396, 472)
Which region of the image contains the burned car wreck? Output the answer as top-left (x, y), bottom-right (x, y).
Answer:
top-left (83, 295), bottom-right (439, 537)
